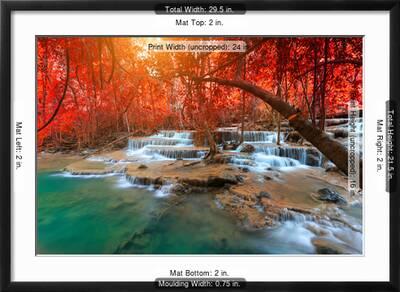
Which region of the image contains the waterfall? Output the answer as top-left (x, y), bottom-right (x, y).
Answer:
top-left (128, 138), bottom-right (192, 150)
top-left (243, 131), bottom-right (279, 143)
top-left (143, 146), bottom-right (206, 159)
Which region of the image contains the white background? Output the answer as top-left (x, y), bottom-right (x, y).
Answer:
top-left (11, 11), bottom-right (390, 282)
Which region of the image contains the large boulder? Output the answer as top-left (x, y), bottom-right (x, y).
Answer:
top-left (285, 131), bottom-right (302, 143)
top-left (306, 154), bottom-right (321, 166)
top-left (170, 183), bottom-right (191, 195)
top-left (317, 188), bottom-right (347, 205)
top-left (207, 153), bottom-right (233, 164)
top-left (177, 174), bottom-right (239, 188)
top-left (256, 191), bottom-right (272, 199)
top-left (240, 144), bottom-right (256, 153)
top-left (324, 162), bottom-right (339, 172)
top-left (306, 148), bottom-right (322, 166)
top-left (207, 174), bottom-right (239, 187)
top-left (327, 127), bottom-right (349, 138)
top-left (222, 142), bottom-right (239, 150)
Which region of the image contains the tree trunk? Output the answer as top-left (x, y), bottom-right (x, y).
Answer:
top-left (149, 83), bottom-right (156, 124)
top-left (276, 112), bottom-right (281, 145)
top-left (199, 56), bottom-right (218, 160)
top-left (38, 48), bottom-right (70, 132)
top-left (203, 125), bottom-right (218, 160)
top-left (240, 96), bottom-right (245, 144)
top-left (42, 39), bottom-right (48, 126)
top-left (238, 70), bottom-right (245, 145)
top-left (199, 77), bottom-right (351, 175)
top-left (311, 44), bottom-right (318, 127)
top-left (236, 56), bottom-right (246, 144)
top-left (275, 85), bottom-right (283, 146)
top-left (125, 112), bottom-right (130, 133)
top-left (319, 38), bottom-right (329, 130)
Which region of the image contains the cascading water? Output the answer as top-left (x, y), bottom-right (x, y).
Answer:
top-left (216, 129), bottom-right (281, 144)
top-left (253, 153), bottom-right (301, 168)
top-left (128, 138), bottom-right (191, 150)
top-left (129, 130), bottom-right (194, 150)
top-left (128, 131), bottom-right (206, 160)
top-left (232, 132), bottom-right (324, 170)
top-left (128, 129), bottom-right (325, 167)
top-left (143, 146), bottom-right (206, 159)
top-left (252, 144), bottom-right (310, 165)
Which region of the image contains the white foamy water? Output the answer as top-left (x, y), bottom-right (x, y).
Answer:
top-left (154, 184), bottom-right (173, 198)
top-left (116, 175), bottom-right (173, 198)
top-left (115, 176), bottom-right (137, 188)
top-left (265, 215), bottom-right (362, 254)
top-left (253, 153), bottom-right (301, 168)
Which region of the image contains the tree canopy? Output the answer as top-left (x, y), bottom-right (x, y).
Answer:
top-left (37, 37), bottom-right (362, 151)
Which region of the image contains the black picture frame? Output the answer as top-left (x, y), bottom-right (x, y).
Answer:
top-left (1, 0), bottom-right (399, 291)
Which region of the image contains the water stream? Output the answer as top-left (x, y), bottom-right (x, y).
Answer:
top-left (37, 171), bottom-right (308, 254)
top-left (38, 128), bottom-right (362, 254)
top-left (38, 170), bottom-right (361, 254)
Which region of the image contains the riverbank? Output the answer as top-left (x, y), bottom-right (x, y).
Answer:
top-left (38, 152), bottom-right (83, 171)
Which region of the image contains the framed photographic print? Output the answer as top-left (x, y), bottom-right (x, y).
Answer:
top-left (1, 0), bottom-right (399, 291)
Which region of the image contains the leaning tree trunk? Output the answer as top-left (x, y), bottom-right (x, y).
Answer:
top-left (198, 77), bottom-right (351, 175)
